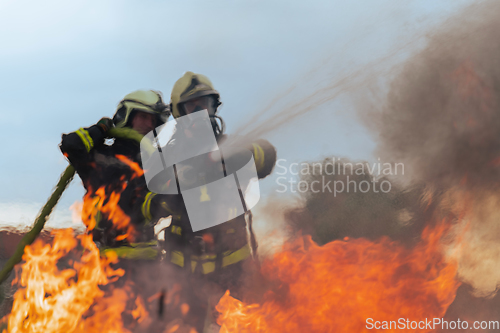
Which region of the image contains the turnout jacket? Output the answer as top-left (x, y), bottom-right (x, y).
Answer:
top-left (60, 125), bottom-right (156, 259)
top-left (139, 136), bottom-right (277, 275)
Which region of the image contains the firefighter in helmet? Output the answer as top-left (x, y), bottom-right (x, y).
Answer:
top-left (60, 90), bottom-right (170, 258)
top-left (139, 72), bottom-right (277, 330)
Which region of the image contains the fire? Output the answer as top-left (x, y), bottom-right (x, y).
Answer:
top-left (216, 221), bottom-right (460, 332)
top-left (2, 229), bottom-right (147, 333)
top-left (115, 155), bottom-right (144, 178)
top-left (81, 154), bottom-right (144, 242)
top-left (82, 182), bottom-right (136, 241)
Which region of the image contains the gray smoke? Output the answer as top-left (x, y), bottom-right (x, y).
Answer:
top-left (360, 0), bottom-right (500, 297)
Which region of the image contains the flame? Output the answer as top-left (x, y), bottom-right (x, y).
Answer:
top-left (83, 182), bottom-right (137, 242)
top-left (131, 296), bottom-right (149, 324)
top-left (216, 222), bottom-right (459, 332)
top-left (115, 155), bottom-right (144, 178)
top-left (2, 229), bottom-right (149, 333)
top-left (441, 189), bottom-right (500, 297)
top-left (81, 155), bottom-right (145, 242)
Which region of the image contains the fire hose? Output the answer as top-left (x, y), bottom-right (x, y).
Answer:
top-left (0, 128), bottom-right (145, 286)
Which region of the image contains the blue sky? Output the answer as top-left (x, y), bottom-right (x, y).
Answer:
top-left (0, 0), bottom-right (475, 229)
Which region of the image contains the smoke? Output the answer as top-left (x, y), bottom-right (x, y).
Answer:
top-left (359, 0), bottom-right (500, 296)
top-left (281, 158), bottom-right (435, 246)
top-left (222, 0), bottom-right (458, 150)
top-left (252, 0), bottom-right (500, 300)
top-left (251, 194), bottom-right (294, 258)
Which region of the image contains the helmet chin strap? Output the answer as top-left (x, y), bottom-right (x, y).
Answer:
top-left (210, 114), bottom-right (225, 139)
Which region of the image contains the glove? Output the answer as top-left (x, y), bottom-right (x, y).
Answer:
top-left (149, 194), bottom-right (181, 221)
top-left (246, 139), bottom-right (277, 179)
top-left (96, 117), bottom-right (114, 134)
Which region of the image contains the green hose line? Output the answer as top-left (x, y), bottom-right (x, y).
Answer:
top-left (109, 127), bottom-right (153, 155)
top-left (109, 127), bottom-right (143, 143)
top-left (0, 165), bottom-right (75, 285)
top-left (0, 128), bottom-right (146, 285)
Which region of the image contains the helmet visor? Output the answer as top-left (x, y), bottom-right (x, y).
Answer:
top-left (180, 95), bottom-right (217, 117)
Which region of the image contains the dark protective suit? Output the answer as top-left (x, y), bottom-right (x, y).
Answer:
top-left (137, 134), bottom-right (277, 330)
top-left (60, 124), bottom-right (166, 331)
top-left (60, 124), bottom-right (157, 259)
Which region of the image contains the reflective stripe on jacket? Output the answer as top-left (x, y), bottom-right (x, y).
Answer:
top-left (169, 242), bottom-right (251, 274)
top-left (101, 241), bottom-right (159, 260)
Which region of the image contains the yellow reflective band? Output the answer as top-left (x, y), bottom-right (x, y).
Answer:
top-left (101, 246), bottom-right (158, 260)
top-left (222, 243), bottom-right (251, 267)
top-left (200, 185), bottom-right (210, 202)
top-left (141, 192), bottom-right (156, 223)
top-left (201, 262), bottom-right (215, 274)
top-left (191, 253), bottom-right (217, 261)
top-left (81, 128), bottom-right (94, 149)
top-left (169, 243), bottom-right (251, 273)
top-left (171, 250), bottom-right (184, 267)
top-left (76, 128), bottom-right (94, 152)
top-left (189, 257), bottom-right (215, 274)
top-left (252, 143), bottom-right (265, 170)
top-left (171, 225), bottom-right (182, 235)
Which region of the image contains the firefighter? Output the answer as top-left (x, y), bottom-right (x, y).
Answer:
top-left (140, 72), bottom-right (277, 330)
top-left (60, 89), bottom-right (170, 259)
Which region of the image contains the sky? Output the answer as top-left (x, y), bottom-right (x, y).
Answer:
top-left (0, 0), bottom-right (477, 230)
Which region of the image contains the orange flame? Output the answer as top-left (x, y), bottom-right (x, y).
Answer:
top-left (115, 155), bottom-right (144, 178)
top-left (131, 296), bottom-right (149, 324)
top-left (81, 155), bottom-right (145, 242)
top-left (81, 181), bottom-right (137, 242)
top-left (2, 229), bottom-right (148, 333)
top-left (216, 222), bottom-right (459, 332)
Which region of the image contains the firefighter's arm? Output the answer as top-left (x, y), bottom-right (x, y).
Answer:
top-left (59, 118), bottom-right (113, 180)
top-left (139, 192), bottom-right (181, 224)
top-left (121, 177), bottom-right (180, 225)
top-left (246, 139), bottom-right (277, 179)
